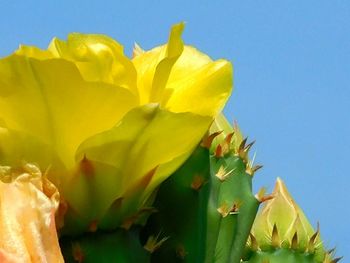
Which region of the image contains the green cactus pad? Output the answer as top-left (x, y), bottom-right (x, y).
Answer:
top-left (60, 227), bottom-right (149, 263)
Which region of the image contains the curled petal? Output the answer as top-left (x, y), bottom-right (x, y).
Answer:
top-left (0, 164), bottom-right (63, 263)
top-left (133, 22), bottom-right (233, 115)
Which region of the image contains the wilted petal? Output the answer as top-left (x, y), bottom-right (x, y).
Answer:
top-left (0, 164), bottom-right (63, 263)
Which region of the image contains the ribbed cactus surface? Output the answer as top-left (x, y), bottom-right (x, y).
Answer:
top-left (142, 118), bottom-right (262, 263)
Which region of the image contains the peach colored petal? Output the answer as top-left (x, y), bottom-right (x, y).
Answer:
top-left (0, 164), bottom-right (63, 263)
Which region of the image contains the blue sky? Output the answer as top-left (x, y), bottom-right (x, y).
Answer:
top-left (1, 0), bottom-right (349, 259)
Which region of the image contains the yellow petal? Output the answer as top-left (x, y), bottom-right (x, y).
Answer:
top-left (133, 22), bottom-right (233, 116)
top-left (165, 59), bottom-right (232, 116)
top-left (67, 104), bottom-right (211, 221)
top-left (0, 127), bottom-right (63, 172)
top-left (149, 22), bottom-right (184, 103)
top-left (48, 34), bottom-right (138, 94)
top-left (0, 163), bottom-right (63, 263)
top-left (132, 23), bottom-right (184, 104)
top-left (15, 45), bottom-right (55, 60)
top-left (0, 55), bottom-right (137, 171)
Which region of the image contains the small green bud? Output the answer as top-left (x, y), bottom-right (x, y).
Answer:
top-left (251, 178), bottom-right (325, 260)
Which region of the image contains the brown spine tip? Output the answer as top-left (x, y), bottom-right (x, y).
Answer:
top-left (252, 165), bottom-right (263, 173)
top-left (244, 140), bottom-right (255, 152)
top-left (255, 187), bottom-right (274, 203)
top-left (191, 175), bottom-right (206, 191)
top-left (215, 144), bottom-right (224, 158)
top-left (225, 132), bottom-right (235, 145)
top-left (271, 224), bottom-right (280, 248)
top-left (72, 242), bottom-right (84, 263)
top-left (249, 233), bottom-right (259, 251)
top-left (122, 207), bottom-right (157, 230)
top-left (308, 223), bottom-right (320, 253)
top-left (332, 257), bottom-right (343, 263)
top-left (291, 232), bottom-right (298, 250)
top-left (229, 202), bottom-right (241, 215)
top-left (80, 154), bottom-right (95, 177)
top-left (56, 199), bottom-right (68, 229)
top-left (176, 244), bottom-right (187, 259)
top-left (121, 215), bottom-right (137, 230)
top-left (247, 164), bottom-right (263, 176)
top-left (126, 166), bottom-right (158, 197)
top-left (88, 220), bottom-right (98, 232)
top-left (238, 137), bottom-right (248, 153)
top-left (201, 131), bottom-right (222, 149)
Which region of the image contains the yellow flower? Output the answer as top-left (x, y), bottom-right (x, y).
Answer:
top-left (0, 23), bottom-right (232, 233)
top-left (0, 163), bottom-right (63, 263)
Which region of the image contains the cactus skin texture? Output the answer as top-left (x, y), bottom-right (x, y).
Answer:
top-left (141, 145), bottom-right (211, 262)
top-left (60, 227), bottom-right (150, 263)
top-left (142, 118), bottom-right (262, 263)
top-left (242, 249), bottom-right (340, 263)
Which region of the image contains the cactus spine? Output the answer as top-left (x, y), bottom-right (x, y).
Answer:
top-left (142, 118), bottom-right (263, 263)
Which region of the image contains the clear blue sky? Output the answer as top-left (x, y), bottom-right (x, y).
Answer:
top-left (1, 0), bottom-right (349, 259)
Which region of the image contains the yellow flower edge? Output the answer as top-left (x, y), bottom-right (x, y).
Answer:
top-left (0, 163), bottom-right (63, 263)
top-left (0, 23), bottom-right (233, 233)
